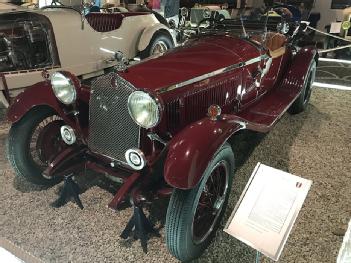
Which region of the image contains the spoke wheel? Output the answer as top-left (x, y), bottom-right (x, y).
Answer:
top-left (140, 33), bottom-right (174, 59)
top-left (7, 107), bottom-right (67, 185)
top-left (150, 40), bottom-right (168, 56)
top-left (165, 143), bottom-right (235, 262)
top-left (31, 115), bottom-right (65, 169)
top-left (192, 161), bottom-right (229, 244)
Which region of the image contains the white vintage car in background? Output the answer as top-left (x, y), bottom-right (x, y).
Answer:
top-left (0, 5), bottom-right (175, 107)
top-left (187, 4), bottom-right (231, 27)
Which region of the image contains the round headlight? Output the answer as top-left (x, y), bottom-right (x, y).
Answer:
top-left (128, 91), bottom-right (160, 129)
top-left (180, 7), bottom-right (188, 17)
top-left (51, 72), bottom-right (77, 105)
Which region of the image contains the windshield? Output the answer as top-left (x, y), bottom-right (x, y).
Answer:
top-left (0, 13), bottom-right (58, 72)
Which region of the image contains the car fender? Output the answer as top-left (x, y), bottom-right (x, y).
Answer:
top-left (137, 23), bottom-right (172, 52)
top-left (164, 116), bottom-right (245, 190)
top-left (295, 46), bottom-right (318, 65)
top-left (217, 10), bottom-right (231, 19)
top-left (286, 46), bottom-right (318, 93)
top-left (7, 81), bottom-right (89, 128)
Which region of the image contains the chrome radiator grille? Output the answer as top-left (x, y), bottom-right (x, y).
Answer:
top-left (190, 9), bottom-right (206, 25)
top-left (88, 73), bottom-right (140, 164)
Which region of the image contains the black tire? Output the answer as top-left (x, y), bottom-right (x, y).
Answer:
top-left (165, 143), bottom-right (235, 262)
top-left (140, 32), bottom-right (174, 59)
top-left (288, 60), bottom-right (317, 115)
top-left (7, 107), bottom-right (65, 186)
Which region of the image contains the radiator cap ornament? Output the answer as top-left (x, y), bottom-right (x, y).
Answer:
top-left (42, 69), bottom-right (50, 81)
top-left (114, 51), bottom-right (129, 72)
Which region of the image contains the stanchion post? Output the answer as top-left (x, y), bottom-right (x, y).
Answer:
top-left (255, 250), bottom-right (261, 263)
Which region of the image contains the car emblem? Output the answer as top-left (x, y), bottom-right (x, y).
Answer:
top-left (42, 69), bottom-right (50, 81)
top-left (96, 94), bottom-right (119, 112)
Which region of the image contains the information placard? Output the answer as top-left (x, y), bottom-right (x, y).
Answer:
top-left (330, 22), bottom-right (343, 34)
top-left (224, 163), bottom-right (312, 261)
top-left (0, 238), bottom-right (42, 263)
top-left (337, 219), bottom-right (351, 263)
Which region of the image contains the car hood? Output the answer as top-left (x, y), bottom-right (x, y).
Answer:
top-left (119, 35), bottom-right (261, 93)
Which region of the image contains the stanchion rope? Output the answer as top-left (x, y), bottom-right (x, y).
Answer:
top-left (307, 25), bottom-right (351, 54)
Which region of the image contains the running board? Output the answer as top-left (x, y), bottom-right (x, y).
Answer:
top-left (237, 80), bottom-right (303, 133)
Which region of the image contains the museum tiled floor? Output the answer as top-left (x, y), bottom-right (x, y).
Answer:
top-left (0, 62), bottom-right (350, 263)
top-left (316, 60), bottom-right (351, 87)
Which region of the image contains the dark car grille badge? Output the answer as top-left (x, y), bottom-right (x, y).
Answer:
top-left (96, 94), bottom-right (120, 112)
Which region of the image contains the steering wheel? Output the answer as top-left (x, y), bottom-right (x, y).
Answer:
top-left (273, 4), bottom-right (302, 21)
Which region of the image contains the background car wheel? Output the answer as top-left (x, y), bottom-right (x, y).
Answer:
top-left (165, 143), bottom-right (235, 262)
top-left (288, 60), bottom-right (317, 115)
top-left (217, 14), bottom-right (225, 22)
top-left (140, 32), bottom-right (174, 59)
top-left (7, 107), bottom-right (66, 186)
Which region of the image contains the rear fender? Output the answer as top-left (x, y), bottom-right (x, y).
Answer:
top-left (281, 46), bottom-right (317, 97)
top-left (164, 116), bottom-right (245, 190)
top-left (138, 24), bottom-right (172, 52)
top-left (8, 81), bottom-right (75, 127)
top-left (292, 47), bottom-right (317, 80)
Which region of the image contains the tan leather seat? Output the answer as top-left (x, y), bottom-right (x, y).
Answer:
top-left (265, 32), bottom-right (286, 51)
top-left (251, 32), bottom-right (287, 58)
top-left (85, 13), bottom-right (125, 32)
top-left (85, 12), bottom-right (148, 33)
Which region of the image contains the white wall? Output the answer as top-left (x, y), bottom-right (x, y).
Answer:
top-left (246, 0), bottom-right (264, 7)
top-left (250, 0), bottom-right (347, 31)
top-left (312, 0), bottom-right (345, 30)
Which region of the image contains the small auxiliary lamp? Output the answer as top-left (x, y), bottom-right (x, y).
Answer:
top-left (208, 105), bottom-right (222, 121)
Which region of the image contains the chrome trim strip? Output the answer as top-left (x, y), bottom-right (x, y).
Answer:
top-left (157, 54), bottom-right (268, 94)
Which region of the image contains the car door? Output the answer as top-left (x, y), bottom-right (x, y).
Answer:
top-left (237, 61), bottom-right (261, 109)
top-left (258, 51), bottom-right (290, 97)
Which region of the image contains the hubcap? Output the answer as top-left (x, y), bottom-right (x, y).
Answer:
top-left (213, 196), bottom-right (225, 211)
top-left (192, 161), bottom-right (229, 244)
top-left (150, 41), bottom-right (168, 56)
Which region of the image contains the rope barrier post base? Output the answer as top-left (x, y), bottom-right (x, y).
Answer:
top-left (255, 250), bottom-right (261, 263)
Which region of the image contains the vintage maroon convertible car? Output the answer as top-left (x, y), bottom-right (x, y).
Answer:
top-left (6, 15), bottom-right (317, 261)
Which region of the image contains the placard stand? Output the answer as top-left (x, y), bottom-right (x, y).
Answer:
top-left (255, 251), bottom-right (261, 263)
